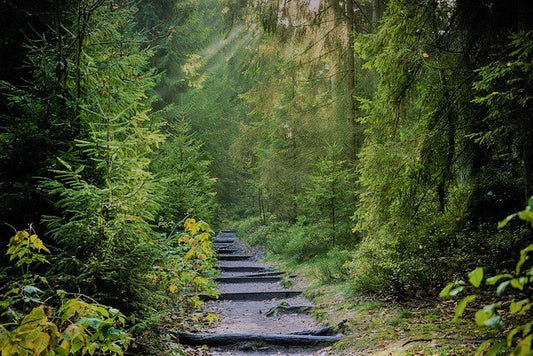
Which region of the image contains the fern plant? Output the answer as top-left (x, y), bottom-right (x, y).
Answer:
top-left (152, 119), bottom-right (218, 225)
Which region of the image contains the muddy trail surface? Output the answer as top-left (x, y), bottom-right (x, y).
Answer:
top-left (177, 230), bottom-right (342, 355)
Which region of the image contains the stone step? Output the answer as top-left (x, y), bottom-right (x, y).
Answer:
top-left (216, 276), bottom-right (283, 283)
top-left (217, 254), bottom-right (253, 261)
top-left (216, 248), bottom-right (238, 254)
top-left (217, 266), bottom-right (269, 273)
top-left (244, 271), bottom-right (285, 277)
top-left (213, 237), bottom-right (236, 244)
top-left (214, 243), bottom-right (234, 250)
top-left (219, 229), bottom-right (237, 234)
top-left (201, 290), bottom-right (302, 301)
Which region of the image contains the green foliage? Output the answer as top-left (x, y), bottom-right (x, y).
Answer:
top-left (0, 229), bottom-right (130, 356)
top-left (158, 218), bottom-right (219, 310)
top-left (152, 120), bottom-right (217, 224)
top-left (441, 197), bottom-right (533, 355)
top-left (471, 31), bottom-right (533, 198)
top-left (6, 230), bottom-right (50, 270)
top-left (2, 3), bottom-right (224, 348)
top-left (296, 144), bottom-right (357, 246)
top-left (37, 4), bottom-right (167, 314)
top-left (350, 0), bottom-right (470, 294)
top-left (0, 26), bottom-right (77, 228)
top-left (346, 1), bottom-right (532, 296)
top-left (310, 248), bottom-right (353, 284)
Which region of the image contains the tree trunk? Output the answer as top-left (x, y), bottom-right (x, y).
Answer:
top-left (346, 0), bottom-right (358, 163)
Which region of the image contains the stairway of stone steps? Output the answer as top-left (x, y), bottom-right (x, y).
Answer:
top-left (176, 230), bottom-right (341, 355)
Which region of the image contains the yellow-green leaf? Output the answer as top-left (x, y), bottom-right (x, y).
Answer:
top-left (468, 267), bottom-right (484, 288)
top-left (454, 295), bottom-right (476, 321)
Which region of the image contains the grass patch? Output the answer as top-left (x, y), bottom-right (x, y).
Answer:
top-left (261, 249), bottom-right (502, 355)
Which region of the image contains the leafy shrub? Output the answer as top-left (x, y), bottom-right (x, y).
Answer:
top-left (237, 216), bottom-right (349, 264)
top-left (0, 229), bottom-right (130, 355)
top-left (158, 218), bottom-right (219, 311)
top-left (311, 248), bottom-right (353, 284)
top-left (281, 221), bottom-right (332, 263)
top-left (235, 216), bottom-right (271, 246)
top-left (441, 197), bottom-right (533, 355)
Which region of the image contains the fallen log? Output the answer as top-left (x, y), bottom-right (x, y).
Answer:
top-left (172, 331), bottom-right (342, 346)
top-left (290, 325), bottom-right (335, 336)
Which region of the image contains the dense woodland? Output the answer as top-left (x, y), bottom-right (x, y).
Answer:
top-left (1, 0), bottom-right (533, 354)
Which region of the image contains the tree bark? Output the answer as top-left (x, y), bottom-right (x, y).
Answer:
top-left (346, 0), bottom-right (358, 162)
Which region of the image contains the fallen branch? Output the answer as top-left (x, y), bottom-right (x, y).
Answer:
top-left (290, 325), bottom-right (335, 336)
top-left (266, 303), bottom-right (312, 317)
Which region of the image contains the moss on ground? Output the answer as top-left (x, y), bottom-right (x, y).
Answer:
top-left (266, 254), bottom-right (503, 355)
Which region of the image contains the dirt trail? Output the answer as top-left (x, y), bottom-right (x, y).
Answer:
top-left (183, 231), bottom-right (341, 355)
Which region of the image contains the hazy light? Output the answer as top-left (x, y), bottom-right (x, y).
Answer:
top-left (308, 0), bottom-right (320, 11)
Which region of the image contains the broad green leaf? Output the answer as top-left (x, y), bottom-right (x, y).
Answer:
top-left (516, 245), bottom-right (533, 274)
top-left (70, 337), bottom-right (84, 354)
top-left (475, 339), bottom-right (493, 356)
top-left (510, 277), bottom-right (527, 290)
top-left (454, 295), bottom-right (476, 321)
top-left (498, 213), bottom-right (516, 228)
top-left (33, 332), bottom-right (50, 354)
top-left (510, 299), bottom-right (529, 314)
top-left (20, 306), bottom-right (47, 329)
top-left (507, 326), bottom-right (521, 347)
top-left (469, 267), bottom-right (484, 288)
top-left (518, 210), bottom-right (533, 224)
top-left (475, 304), bottom-right (500, 327)
top-left (496, 280), bottom-right (510, 296)
top-left (484, 314), bottom-right (502, 328)
top-left (512, 334), bottom-right (532, 356)
top-left (87, 342), bottom-right (98, 356)
top-left (440, 281), bottom-right (464, 298)
top-left (449, 285), bottom-right (464, 297)
top-left (523, 321), bottom-right (532, 337)
top-left (486, 274), bottom-right (513, 285)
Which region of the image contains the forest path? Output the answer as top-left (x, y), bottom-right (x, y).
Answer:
top-left (179, 230), bottom-right (341, 355)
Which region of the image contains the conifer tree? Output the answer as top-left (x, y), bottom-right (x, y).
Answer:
top-left (40, 3), bottom-right (165, 312)
top-left (152, 120), bottom-right (217, 224)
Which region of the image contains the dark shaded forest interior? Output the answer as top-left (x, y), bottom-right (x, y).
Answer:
top-left (1, 0), bottom-right (533, 354)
